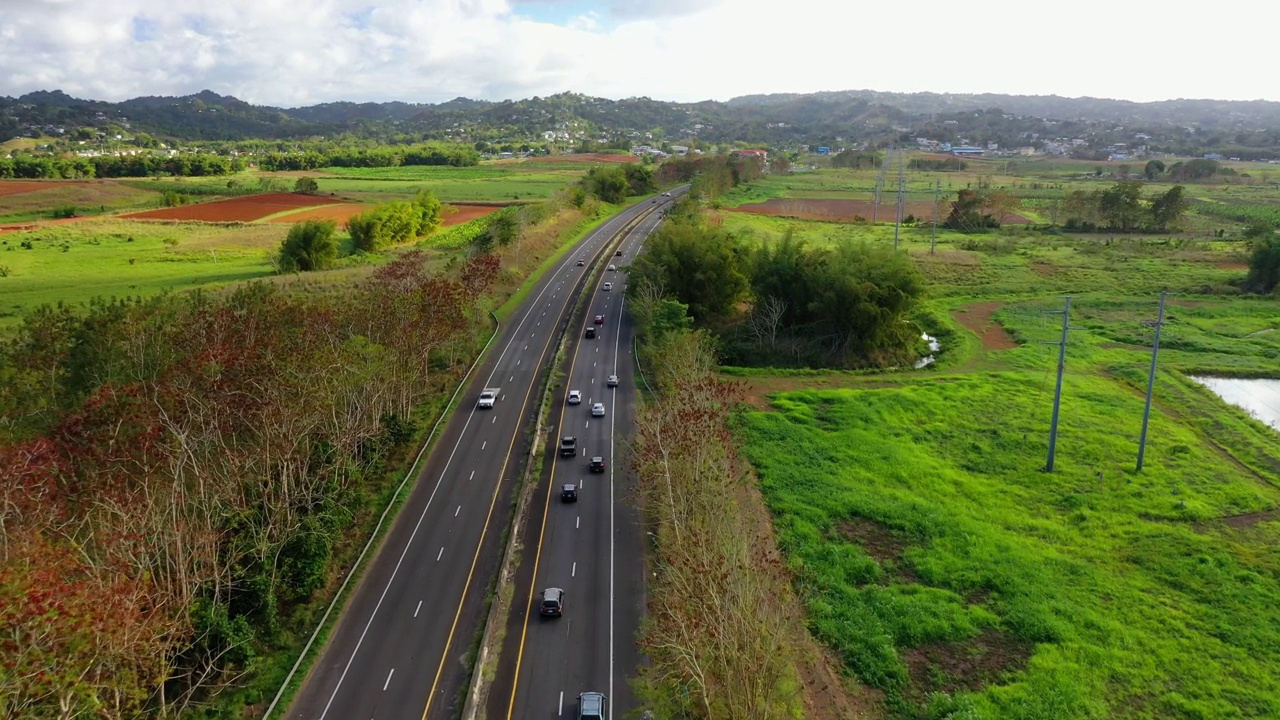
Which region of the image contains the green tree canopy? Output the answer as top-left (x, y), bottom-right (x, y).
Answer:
top-left (1244, 224), bottom-right (1280, 294)
top-left (628, 218), bottom-right (748, 327)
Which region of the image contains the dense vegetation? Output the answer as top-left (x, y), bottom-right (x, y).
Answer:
top-left (0, 251), bottom-right (500, 717)
top-left (345, 189), bottom-right (444, 252)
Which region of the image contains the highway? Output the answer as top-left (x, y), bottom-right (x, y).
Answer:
top-left (487, 195), bottom-right (676, 719)
top-left (286, 193), bottom-right (677, 720)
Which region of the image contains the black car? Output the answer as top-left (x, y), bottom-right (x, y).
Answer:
top-left (615, 250), bottom-right (623, 256)
top-left (560, 436), bottom-right (578, 457)
top-left (589, 456), bottom-right (605, 473)
top-left (585, 326), bottom-right (597, 339)
top-left (561, 483), bottom-right (578, 502)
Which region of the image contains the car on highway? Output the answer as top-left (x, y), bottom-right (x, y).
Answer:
top-left (606, 374), bottom-right (618, 387)
top-left (607, 264), bottom-right (616, 271)
top-left (576, 259), bottom-right (585, 266)
top-left (578, 691), bottom-right (607, 720)
top-left (584, 326), bottom-right (596, 339)
top-left (602, 282), bottom-right (612, 291)
top-left (560, 436), bottom-right (578, 457)
top-left (615, 250), bottom-right (623, 256)
top-left (594, 314), bottom-right (604, 325)
top-left (567, 390), bottom-right (581, 405)
top-left (561, 484), bottom-right (578, 503)
top-left (589, 456), bottom-right (605, 473)
top-left (591, 403), bottom-right (605, 417)
top-left (539, 588), bottom-right (564, 617)
top-left (477, 389), bottom-right (497, 409)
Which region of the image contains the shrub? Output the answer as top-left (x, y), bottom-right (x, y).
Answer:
top-left (50, 204), bottom-right (77, 219)
top-left (278, 219), bottom-right (339, 272)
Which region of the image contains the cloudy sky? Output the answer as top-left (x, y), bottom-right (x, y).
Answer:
top-left (1, 0), bottom-right (1272, 107)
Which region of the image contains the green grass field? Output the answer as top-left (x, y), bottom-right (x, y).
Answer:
top-left (313, 162), bottom-right (589, 202)
top-left (0, 220), bottom-right (284, 331)
top-left (724, 161), bottom-right (1280, 718)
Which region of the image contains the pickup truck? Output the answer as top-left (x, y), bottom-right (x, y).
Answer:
top-left (559, 436), bottom-right (578, 457)
top-left (477, 388), bottom-right (499, 409)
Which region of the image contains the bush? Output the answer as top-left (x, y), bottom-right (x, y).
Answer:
top-left (50, 204), bottom-right (77, 219)
top-left (294, 176), bottom-right (319, 194)
top-left (278, 219), bottom-right (339, 272)
top-left (1244, 226), bottom-right (1280, 294)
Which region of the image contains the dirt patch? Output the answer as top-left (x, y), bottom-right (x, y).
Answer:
top-left (730, 198), bottom-right (1031, 225)
top-left (122, 192), bottom-right (337, 222)
top-left (523, 152), bottom-right (638, 163)
top-left (952, 301), bottom-right (1018, 351)
top-left (1221, 508), bottom-right (1280, 529)
top-left (799, 644), bottom-right (885, 720)
top-left (837, 517), bottom-right (909, 565)
top-left (1217, 262), bottom-right (1249, 271)
top-left (1029, 259), bottom-right (1058, 277)
top-left (902, 629), bottom-right (1034, 703)
top-left (440, 203), bottom-right (502, 226)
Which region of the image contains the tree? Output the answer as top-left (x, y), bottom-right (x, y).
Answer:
top-left (277, 219), bottom-right (338, 272)
top-left (628, 218), bottom-right (747, 327)
top-left (293, 176), bottom-right (319, 194)
top-left (1149, 185), bottom-right (1189, 230)
top-left (943, 189), bottom-right (1000, 232)
top-left (580, 165), bottom-right (630, 203)
top-left (1144, 159), bottom-right (1166, 180)
top-left (1097, 180), bottom-right (1145, 231)
top-left (1244, 224), bottom-right (1280, 294)
top-left (412, 188), bottom-right (443, 234)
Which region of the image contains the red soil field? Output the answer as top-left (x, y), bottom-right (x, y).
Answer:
top-left (525, 153), bottom-right (638, 163)
top-left (122, 193), bottom-right (338, 222)
top-left (440, 204), bottom-right (501, 226)
top-left (0, 180), bottom-right (81, 197)
top-left (731, 197), bottom-right (1031, 225)
top-left (951, 301), bottom-right (1018, 351)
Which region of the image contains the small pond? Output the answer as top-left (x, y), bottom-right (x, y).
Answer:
top-left (914, 333), bottom-right (941, 369)
top-left (1191, 376), bottom-right (1280, 432)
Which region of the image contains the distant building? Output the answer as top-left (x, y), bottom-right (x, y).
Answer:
top-left (733, 149), bottom-right (769, 160)
top-left (951, 146), bottom-right (984, 156)
top-left (670, 145), bottom-right (689, 155)
top-left (1204, 153), bottom-right (1224, 161)
top-left (816, 147), bottom-right (830, 155)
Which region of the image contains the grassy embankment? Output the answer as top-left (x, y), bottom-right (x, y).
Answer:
top-left (721, 162), bottom-right (1280, 718)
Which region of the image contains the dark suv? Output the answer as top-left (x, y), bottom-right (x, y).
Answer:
top-left (560, 436), bottom-right (578, 457)
top-left (589, 456), bottom-right (605, 473)
top-left (585, 326), bottom-right (596, 339)
top-left (540, 587), bottom-right (564, 617)
top-left (561, 483), bottom-right (578, 502)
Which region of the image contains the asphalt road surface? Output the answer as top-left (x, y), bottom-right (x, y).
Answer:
top-left (286, 192), bottom-right (679, 720)
top-left (488, 197), bottom-right (675, 720)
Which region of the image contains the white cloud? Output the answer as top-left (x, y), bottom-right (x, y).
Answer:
top-left (0, 0), bottom-right (1273, 106)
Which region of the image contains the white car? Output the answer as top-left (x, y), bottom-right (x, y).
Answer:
top-left (591, 403), bottom-right (606, 417)
top-left (602, 282), bottom-right (613, 291)
top-left (567, 390), bottom-right (581, 405)
top-left (606, 374), bottom-right (619, 388)
top-left (477, 390), bottom-right (497, 409)
top-left (607, 264), bottom-right (616, 271)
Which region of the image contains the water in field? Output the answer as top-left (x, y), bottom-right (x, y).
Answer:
top-left (1191, 376), bottom-right (1280, 433)
top-left (914, 333), bottom-right (941, 369)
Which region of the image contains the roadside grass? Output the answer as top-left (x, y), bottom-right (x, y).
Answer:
top-left (737, 370), bottom-right (1280, 719)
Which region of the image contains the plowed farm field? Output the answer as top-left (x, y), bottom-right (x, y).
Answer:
top-left (731, 198), bottom-right (1031, 224)
top-left (0, 180), bottom-right (75, 197)
top-left (122, 193), bottom-right (339, 222)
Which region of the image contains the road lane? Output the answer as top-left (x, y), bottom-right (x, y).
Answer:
top-left (286, 198), bottom-right (671, 720)
top-left (491, 190), bottom-right (681, 719)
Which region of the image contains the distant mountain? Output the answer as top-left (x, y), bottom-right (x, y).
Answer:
top-left (4, 88), bottom-right (1280, 158)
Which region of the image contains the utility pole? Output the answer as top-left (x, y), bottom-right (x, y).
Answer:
top-left (1044, 296), bottom-right (1074, 473)
top-left (1136, 291), bottom-right (1168, 472)
top-left (931, 180), bottom-right (941, 255)
top-left (893, 148), bottom-right (907, 250)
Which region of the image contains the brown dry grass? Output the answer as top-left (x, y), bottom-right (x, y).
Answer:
top-left (951, 301), bottom-right (1018, 351)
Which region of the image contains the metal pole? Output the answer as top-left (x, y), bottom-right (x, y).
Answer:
top-left (1136, 291), bottom-right (1168, 471)
top-left (1045, 296), bottom-right (1072, 472)
top-left (894, 149), bottom-right (905, 250)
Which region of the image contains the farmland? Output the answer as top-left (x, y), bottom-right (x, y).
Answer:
top-left (717, 161), bottom-right (1280, 718)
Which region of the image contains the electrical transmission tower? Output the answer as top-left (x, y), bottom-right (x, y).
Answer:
top-left (893, 148), bottom-right (906, 250)
top-left (1043, 297), bottom-right (1076, 472)
top-left (931, 180), bottom-right (941, 255)
top-left (873, 145), bottom-right (891, 223)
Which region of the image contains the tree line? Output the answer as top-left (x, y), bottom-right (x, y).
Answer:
top-left (0, 251), bottom-right (500, 717)
top-left (628, 199), bottom-right (927, 369)
top-left (575, 163), bottom-right (656, 204)
top-left (655, 154), bottom-right (765, 198)
top-left (254, 143), bottom-right (479, 171)
top-left (0, 153), bottom-right (243, 179)
top-left (1061, 182), bottom-right (1190, 232)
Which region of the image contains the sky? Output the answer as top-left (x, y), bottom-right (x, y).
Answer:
top-left (0, 0), bottom-right (1274, 107)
